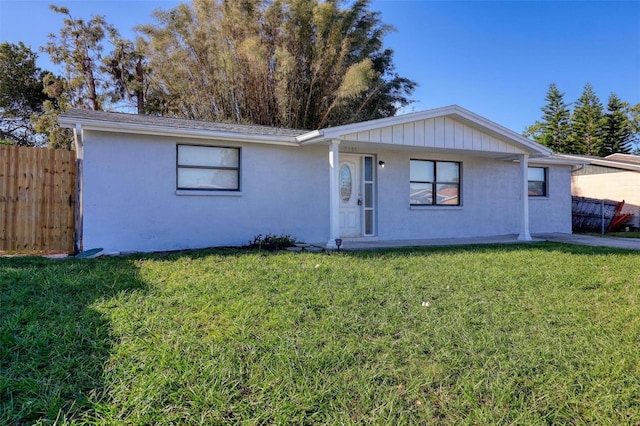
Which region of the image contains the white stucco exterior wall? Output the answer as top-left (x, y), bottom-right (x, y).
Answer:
top-left (529, 164), bottom-right (573, 233)
top-left (82, 131), bottom-right (329, 253)
top-left (370, 150), bottom-right (572, 239)
top-left (375, 151), bottom-right (512, 239)
top-left (81, 131), bottom-right (572, 253)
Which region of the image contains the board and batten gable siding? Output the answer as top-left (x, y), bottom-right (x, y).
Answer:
top-left (343, 116), bottom-right (523, 154)
top-left (81, 130), bottom-right (329, 253)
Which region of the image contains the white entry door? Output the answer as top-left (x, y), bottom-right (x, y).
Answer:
top-left (339, 155), bottom-right (362, 236)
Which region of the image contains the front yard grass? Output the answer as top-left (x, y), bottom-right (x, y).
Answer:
top-left (1, 243), bottom-right (639, 424)
top-left (602, 231), bottom-right (640, 239)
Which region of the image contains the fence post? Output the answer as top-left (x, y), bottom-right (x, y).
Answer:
top-left (601, 199), bottom-right (605, 235)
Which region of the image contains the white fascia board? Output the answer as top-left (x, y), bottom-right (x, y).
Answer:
top-left (528, 157), bottom-right (586, 166)
top-left (58, 117), bottom-right (301, 147)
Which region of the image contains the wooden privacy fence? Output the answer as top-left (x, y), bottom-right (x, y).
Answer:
top-left (0, 145), bottom-right (76, 253)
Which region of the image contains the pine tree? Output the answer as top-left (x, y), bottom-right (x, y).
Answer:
top-left (537, 83), bottom-right (571, 152)
top-left (0, 42), bottom-right (52, 145)
top-left (602, 93), bottom-right (633, 155)
top-left (570, 83), bottom-right (605, 155)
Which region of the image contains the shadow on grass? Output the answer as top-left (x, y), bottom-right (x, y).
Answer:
top-left (0, 256), bottom-right (147, 424)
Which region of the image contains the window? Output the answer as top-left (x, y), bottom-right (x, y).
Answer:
top-left (177, 144), bottom-right (240, 191)
top-left (364, 156), bottom-right (375, 235)
top-left (528, 167), bottom-right (547, 197)
top-left (410, 160), bottom-right (460, 206)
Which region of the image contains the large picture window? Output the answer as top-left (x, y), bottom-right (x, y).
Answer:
top-left (177, 144), bottom-right (240, 191)
top-left (410, 160), bottom-right (460, 206)
top-left (528, 167), bottom-right (547, 197)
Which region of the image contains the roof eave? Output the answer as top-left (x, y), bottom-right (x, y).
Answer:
top-left (529, 156), bottom-right (586, 166)
top-left (556, 154), bottom-right (640, 172)
top-left (58, 116), bottom-right (301, 146)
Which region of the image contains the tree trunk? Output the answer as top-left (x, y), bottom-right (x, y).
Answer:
top-left (135, 59), bottom-right (145, 114)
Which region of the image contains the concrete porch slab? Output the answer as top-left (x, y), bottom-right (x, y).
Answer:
top-left (312, 233), bottom-right (640, 251)
top-left (313, 234), bottom-right (530, 251)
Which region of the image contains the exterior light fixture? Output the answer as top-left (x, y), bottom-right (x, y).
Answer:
top-left (335, 238), bottom-right (342, 252)
top-left (378, 160), bottom-right (385, 168)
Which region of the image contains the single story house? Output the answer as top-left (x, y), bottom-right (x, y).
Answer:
top-left (559, 153), bottom-right (640, 228)
top-left (59, 105), bottom-right (576, 254)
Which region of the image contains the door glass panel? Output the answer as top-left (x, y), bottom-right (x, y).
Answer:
top-left (410, 183), bottom-right (433, 205)
top-left (339, 165), bottom-right (352, 202)
top-left (364, 157), bottom-right (373, 181)
top-left (365, 210), bottom-right (373, 235)
top-left (365, 183), bottom-right (373, 208)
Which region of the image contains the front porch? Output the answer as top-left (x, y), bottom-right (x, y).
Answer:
top-left (298, 106), bottom-right (553, 248)
top-left (310, 232), bottom-right (640, 251)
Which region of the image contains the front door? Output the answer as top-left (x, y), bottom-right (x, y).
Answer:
top-left (339, 155), bottom-right (362, 236)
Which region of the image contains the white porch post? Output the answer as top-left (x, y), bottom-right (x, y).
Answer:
top-left (327, 139), bottom-right (341, 249)
top-left (518, 153), bottom-right (532, 241)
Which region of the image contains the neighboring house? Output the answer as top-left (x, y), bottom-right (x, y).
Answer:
top-left (59, 105), bottom-right (576, 254)
top-left (560, 153), bottom-right (640, 228)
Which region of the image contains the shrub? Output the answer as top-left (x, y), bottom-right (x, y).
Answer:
top-left (247, 233), bottom-right (296, 251)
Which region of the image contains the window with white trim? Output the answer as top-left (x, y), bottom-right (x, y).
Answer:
top-left (410, 160), bottom-right (460, 206)
top-left (177, 144), bottom-right (240, 191)
top-left (528, 167), bottom-right (547, 197)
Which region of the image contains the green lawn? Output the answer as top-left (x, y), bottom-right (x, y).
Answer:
top-left (602, 231), bottom-right (640, 239)
top-left (1, 243), bottom-right (639, 424)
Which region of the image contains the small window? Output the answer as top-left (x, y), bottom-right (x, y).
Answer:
top-left (177, 145), bottom-right (240, 191)
top-left (528, 167), bottom-right (547, 197)
top-left (410, 160), bottom-right (460, 206)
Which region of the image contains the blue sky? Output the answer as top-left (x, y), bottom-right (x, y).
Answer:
top-left (1, 0), bottom-right (639, 134)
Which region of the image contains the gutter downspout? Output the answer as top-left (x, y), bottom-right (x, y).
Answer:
top-left (73, 123), bottom-right (84, 254)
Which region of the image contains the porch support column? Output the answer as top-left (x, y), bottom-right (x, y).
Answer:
top-left (517, 153), bottom-right (532, 241)
top-left (327, 139), bottom-right (341, 249)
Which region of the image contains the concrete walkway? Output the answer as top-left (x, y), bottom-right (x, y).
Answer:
top-left (317, 233), bottom-right (640, 251)
top-left (535, 233), bottom-right (640, 251)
